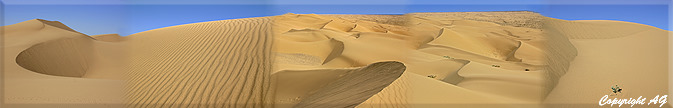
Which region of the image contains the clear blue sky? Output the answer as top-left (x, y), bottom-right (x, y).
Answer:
top-left (1, 0), bottom-right (671, 36)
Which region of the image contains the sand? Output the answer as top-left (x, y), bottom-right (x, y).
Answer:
top-left (543, 18), bottom-right (671, 108)
top-left (269, 12), bottom-right (547, 108)
top-left (91, 34), bottom-right (125, 42)
top-left (3, 19), bottom-right (125, 108)
top-left (124, 17), bottom-right (274, 107)
top-left (2, 11), bottom-right (669, 108)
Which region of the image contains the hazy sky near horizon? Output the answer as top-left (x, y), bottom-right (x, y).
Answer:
top-left (1, 0), bottom-right (671, 36)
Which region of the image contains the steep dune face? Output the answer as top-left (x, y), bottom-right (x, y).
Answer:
top-left (11, 20), bottom-right (101, 78)
top-left (271, 61), bottom-right (405, 108)
top-left (539, 19), bottom-right (578, 97)
top-left (294, 61), bottom-right (404, 108)
top-left (16, 36), bottom-right (94, 77)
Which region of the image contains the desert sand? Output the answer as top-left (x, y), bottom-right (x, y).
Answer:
top-left (3, 19), bottom-right (125, 108)
top-left (2, 11), bottom-right (669, 108)
top-left (543, 18), bottom-right (670, 108)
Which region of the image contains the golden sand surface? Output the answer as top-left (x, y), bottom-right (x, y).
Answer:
top-left (2, 11), bottom-right (669, 108)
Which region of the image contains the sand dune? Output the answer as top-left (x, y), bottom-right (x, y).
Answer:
top-left (3, 11), bottom-right (668, 108)
top-left (542, 17), bottom-right (671, 108)
top-left (125, 17), bottom-right (274, 107)
top-left (508, 41), bottom-right (546, 65)
top-left (544, 18), bottom-right (659, 39)
top-left (268, 12), bottom-right (550, 108)
top-left (16, 36), bottom-right (94, 77)
top-left (457, 62), bottom-right (544, 102)
top-left (3, 19), bottom-right (125, 108)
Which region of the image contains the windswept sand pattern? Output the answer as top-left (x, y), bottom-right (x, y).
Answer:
top-left (125, 17), bottom-right (273, 107)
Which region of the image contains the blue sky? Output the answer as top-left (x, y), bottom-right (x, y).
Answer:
top-left (2, 0), bottom-right (670, 5)
top-left (1, 0), bottom-right (671, 36)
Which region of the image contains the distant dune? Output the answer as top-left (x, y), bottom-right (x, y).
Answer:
top-left (2, 11), bottom-right (669, 108)
top-left (92, 34), bottom-right (125, 42)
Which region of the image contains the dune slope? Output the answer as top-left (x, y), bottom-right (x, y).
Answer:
top-left (125, 17), bottom-right (273, 107)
